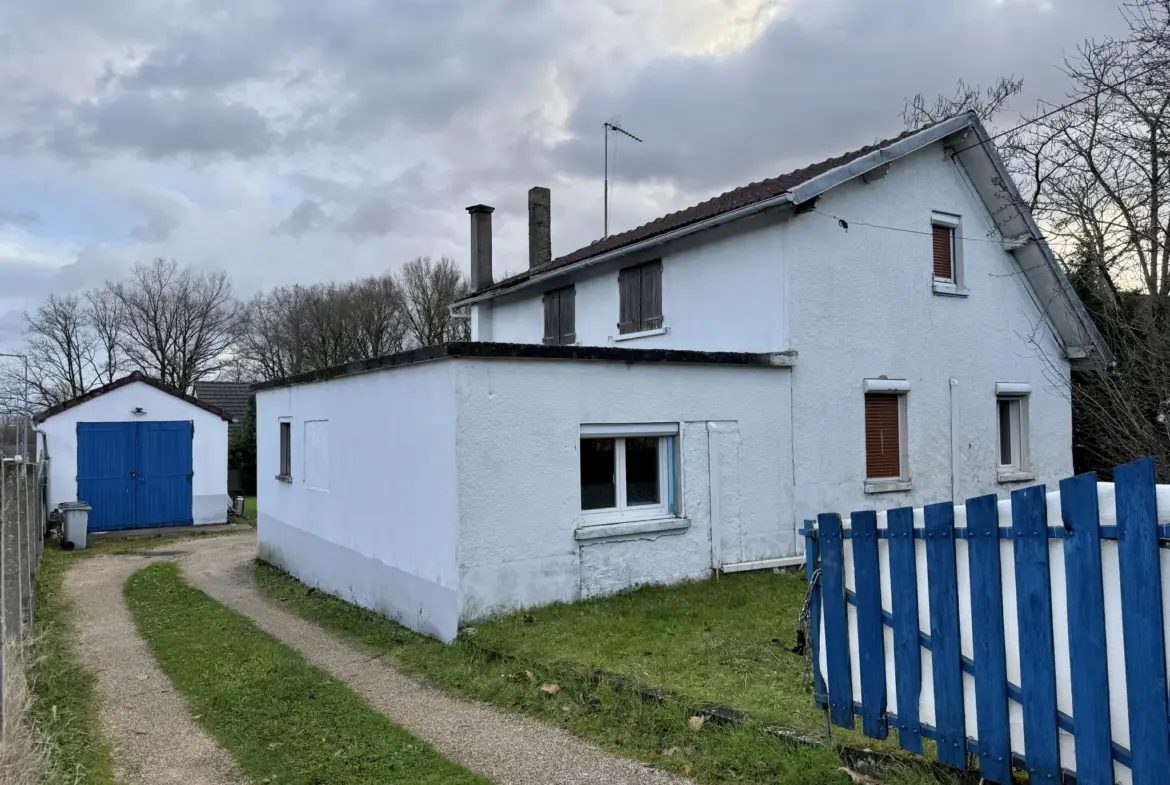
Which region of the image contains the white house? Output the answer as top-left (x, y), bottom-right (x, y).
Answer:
top-left (36, 372), bottom-right (232, 532)
top-left (255, 112), bottom-right (1110, 642)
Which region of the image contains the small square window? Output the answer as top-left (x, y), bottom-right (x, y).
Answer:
top-left (579, 425), bottom-right (679, 523)
top-left (996, 389), bottom-right (1031, 480)
top-left (863, 379), bottom-right (911, 493)
top-left (278, 420), bottom-right (292, 481)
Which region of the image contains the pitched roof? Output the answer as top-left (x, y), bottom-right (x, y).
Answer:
top-left (34, 371), bottom-right (234, 423)
top-left (463, 122), bottom-right (940, 300)
top-left (192, 381), bottom-right (252, 423)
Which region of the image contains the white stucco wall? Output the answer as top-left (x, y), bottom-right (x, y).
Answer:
top-left (452, 358), bottom-right (794, 621)
top-left (784, 141), bottom-right (1072, 523)
top-left (38, 381), bottom-right (229, 524)
top-left (482, 139), bottom-right (1073, 523)
top-left (489, 212), bottom-right (789, 351)
top-left (255, 362), bottom-right (462, 641)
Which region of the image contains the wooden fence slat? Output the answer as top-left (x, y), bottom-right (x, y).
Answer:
top-left (924, 501), bottom-right (965, 769)
top-left (965, 493), bottom-right (1010, 784)
top-left (1059, 472), bottom-right (1113, 784)
top-left (886, 506), bottom-right (922, 754)
top-left (818, 512), bottom-right (853, 728)
top-left (1011, 485), bottom-right (1060, 781)
top-left (851, 509), bottom-right (887, 739)
top-left (804, 521), bottom-right (826, 707)
top-left (1114, 457), bottom-right (1170, 785)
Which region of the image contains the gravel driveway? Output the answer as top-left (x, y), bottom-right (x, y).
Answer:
top-left (65, 551), bottom-right (247, 785)
top-left (180, 534), bottom-right (691, 785)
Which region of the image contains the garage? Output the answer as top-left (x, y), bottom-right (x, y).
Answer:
top-left (36, 372), bottom-right (233, 531)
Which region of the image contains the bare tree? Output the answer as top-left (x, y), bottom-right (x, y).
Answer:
top-left (109, 259), bottom-right (241, 390)
top-left (11, 295), bottom-right (96, 408)
top-left (902, 75), bottom-right (1025, 129)
top-left (86, 288), bottom-right (125, 385)
top-left (396, 256), bottom-right (470, 346)
top-left (350, 274), bottom-right (409, 358)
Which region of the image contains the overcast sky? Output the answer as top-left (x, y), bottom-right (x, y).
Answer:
top-left (0, 0), bottom-right (1127, 351)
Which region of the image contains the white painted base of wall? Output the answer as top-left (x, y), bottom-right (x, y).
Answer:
top-left (720, 555), bottom-right (805, 573)
top-left (194, 493), bottom-right (230, 525)
top-left (257, 514), bottom-right (459, 642)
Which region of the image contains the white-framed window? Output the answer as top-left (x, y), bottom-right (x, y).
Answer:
top-left (579, 423), bottom-right (680, 524)
top-left (995, 383), bottom-right (1032, 481)
top-left (863, 378), bottom-right (911, 493)
top-left (277, 418), bottom-right (292, 482)
top-left (931, 211), bottom-right (966, 296)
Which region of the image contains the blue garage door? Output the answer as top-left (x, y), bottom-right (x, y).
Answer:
top-left (77, 421), bottom-right (194, 532)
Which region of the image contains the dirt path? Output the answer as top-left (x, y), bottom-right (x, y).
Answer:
top-left (180, 534), bottom-right (691, 785)
top-left (64, 551), bottom-right (248, 785)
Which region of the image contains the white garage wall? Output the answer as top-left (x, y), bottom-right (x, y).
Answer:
top-left (452, 358), bottom-right (795, 621)
top-left (255, 362), bottom-right (461, 642)
top-left (39, 381), bottom-right (229, 524)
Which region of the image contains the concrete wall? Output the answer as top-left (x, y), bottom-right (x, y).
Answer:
top-left (483, 139), bottom-right (1072, 522)
top-left (785, 142), bottom-right (1072, 523)
top-left (255, 362), bottom-right (462, 641)
top-left (452, 358), bottom-right (794, 621)
top-left (39, 382), bottom-right (229, 524)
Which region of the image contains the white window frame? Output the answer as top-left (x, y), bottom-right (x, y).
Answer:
top-left (579, 423), bottom-right (680, 525)
top-left (863, 379), bottom-right (912, 493)
top-left (995, 383), bottom-right (1033, 482)
top-left (931, 211), bottom-right (967, 297)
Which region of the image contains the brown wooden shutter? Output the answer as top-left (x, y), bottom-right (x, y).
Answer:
top-left (618, 267), bottom-right (641, 334)
top-left (864, 394), bottom-right (901, 479)
top-left (932, 224), bottom-right (953, 280)
top-left (642, 261), bottom-right (663, 330)
top-left (560, 286), bottom-right (576, 344)
top-left (542, 292), bottom-right (559, 345)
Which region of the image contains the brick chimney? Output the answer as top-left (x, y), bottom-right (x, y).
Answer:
top-left (528, 187), bottom-right (551, 268)
top-left (467, 204), bottom-right (494, 290)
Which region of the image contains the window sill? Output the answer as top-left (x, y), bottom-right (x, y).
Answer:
top-left (613, 326), bottom-right (668, 342)
top-left (932, 281), bottom-right (969, 297)
top-left (275, 474), bottom-right (293, 484)
top-left (864, 479), bottom-right (913, 494)
top-left (997, 470), bottom-right (1036, 484)
top-left (574, 516), bottom-right (690, 541)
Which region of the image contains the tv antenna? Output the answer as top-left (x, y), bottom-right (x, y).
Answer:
top-left (604, 121), bottom-right (642, 238)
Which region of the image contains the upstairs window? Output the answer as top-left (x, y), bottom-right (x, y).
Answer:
top-left (542, 286), bottom-right (576, 345)
top-left (618, 261), bottom-right (663, 335)
top-left (931, 212), bottom-right (965, 295)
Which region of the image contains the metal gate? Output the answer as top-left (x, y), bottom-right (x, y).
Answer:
top-left (77, 421), bottom-right (193, 531)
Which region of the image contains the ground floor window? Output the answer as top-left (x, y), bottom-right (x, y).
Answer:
top-left (579, 423), bottom-right (679, 522)
top-left (995, 383), bottom-right (1032, 480)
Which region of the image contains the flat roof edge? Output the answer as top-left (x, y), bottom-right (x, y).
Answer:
top-left (252, 342), bottom-right (797, 392)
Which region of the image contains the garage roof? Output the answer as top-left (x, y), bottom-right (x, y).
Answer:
top-left (34, 371), bottom-right (234, 424)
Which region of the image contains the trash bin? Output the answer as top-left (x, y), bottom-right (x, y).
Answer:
top-left (59, 502), bottom-right (93, 550)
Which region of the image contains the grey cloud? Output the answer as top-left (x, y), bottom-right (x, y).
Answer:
top-left (554, 0), bottom-right (1126, 195)
top-left (0, 211), bottom-right (38, 229)
top-left (273, 200), bottom-right (329, 237)
top-left (72, 91), bottom-right (275, 159)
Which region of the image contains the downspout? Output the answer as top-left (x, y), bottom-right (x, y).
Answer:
top-left (34, 428), bottom-right (49, 533)
top-left (949, 379), bottom-right (960, 504)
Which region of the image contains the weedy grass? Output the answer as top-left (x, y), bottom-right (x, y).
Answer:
top-left (124, 561), bottom-right (487, 785)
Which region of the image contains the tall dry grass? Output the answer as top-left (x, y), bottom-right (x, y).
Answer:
top-left (0, 638), bottom-right (53, 785)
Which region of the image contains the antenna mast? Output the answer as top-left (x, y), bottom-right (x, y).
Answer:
top-left (604, 121), bottom-right (642, 238)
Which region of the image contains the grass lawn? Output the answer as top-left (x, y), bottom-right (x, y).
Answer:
top-left (125, 562), bottom-right (488, 785)
top-left (241, 496), bottom-right (256, 525)
top-left (254, 562), bottom-right (955, 785)
top-left (28, 547), bottom-right (117, 785)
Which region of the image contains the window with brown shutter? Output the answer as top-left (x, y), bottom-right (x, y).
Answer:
top-left (618, 261), bottom-right (663, 334)
top-left (932, 224), bottom-right (954, 280)
top-left (864, 394), bottom-right (902, 479)
top-left (542, 286), bottom-right (576, 345)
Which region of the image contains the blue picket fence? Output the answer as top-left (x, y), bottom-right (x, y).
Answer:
top-left (801, 457), bottom-right (1170, 785)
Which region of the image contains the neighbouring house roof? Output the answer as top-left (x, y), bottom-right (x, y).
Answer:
top-left (252, 342), bottom-right (797, 392)
top-left (34, 371), bottom-right (234, 424)
top-left (192, 381), bottom-right (252, 426)
top-left (455, 112), bottom-right (1113, 369)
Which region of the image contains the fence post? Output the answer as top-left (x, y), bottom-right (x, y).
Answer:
top-left (818, 512), bottom-right (853, 729)
top-left (1, 462), bottom-right (21, 645)
top-left (924, 501), bottom-right (966, 769)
